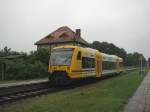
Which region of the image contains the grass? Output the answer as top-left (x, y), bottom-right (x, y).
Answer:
top-left (0, 71), bottom-right (144, 112)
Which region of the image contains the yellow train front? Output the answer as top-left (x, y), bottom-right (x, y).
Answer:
top-left (48, 45), bottom-right (123, 85)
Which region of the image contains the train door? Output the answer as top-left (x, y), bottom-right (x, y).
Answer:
top-left (96, 53), bottom-right (102, 77)
top-left (96, 60), bottom-right (100, 77)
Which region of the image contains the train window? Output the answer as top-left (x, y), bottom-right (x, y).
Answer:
top-left (82, 57), bottom-right (95, 68)
top-left (102, 61), bottom-right (116, 70)
top-left (77, 51), bottom-right (81, 60)
top-left (51, 48), bottom-right (74, 66)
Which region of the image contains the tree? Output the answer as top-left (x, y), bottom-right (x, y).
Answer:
top-left (90, 41), bottom-right (127, 61)
top-left (0, 46), bottom-right (11, 56)
top-left (26, 48), bottom-right (49, 65)
top-left (90, 41), bottom-right (146, 67)
top-left (0, 46), bottom-right (20, 57)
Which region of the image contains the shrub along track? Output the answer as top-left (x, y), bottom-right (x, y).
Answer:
top-left (0, 68), bottom-right (138, 106)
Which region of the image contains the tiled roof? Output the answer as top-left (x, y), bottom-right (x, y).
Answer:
top-left (35, 26), bottom-right (89, 46)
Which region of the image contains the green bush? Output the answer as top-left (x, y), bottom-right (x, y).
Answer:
top-left (5, 59), bottom-right (49, 80)
top-left (0, 47), bottom-right (50, 80)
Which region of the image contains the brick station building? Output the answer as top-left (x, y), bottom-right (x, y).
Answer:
top-left (35, 26), bottom-right (89, 53)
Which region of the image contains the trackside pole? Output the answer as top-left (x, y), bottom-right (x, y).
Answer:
top-left (139, 56), bottom-right (144, 75)
top-left (141, 57), bottom-right (143, 74)
top-left (1, 63), bottom-right (4, 80)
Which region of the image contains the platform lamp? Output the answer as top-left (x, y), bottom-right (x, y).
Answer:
top-left (139, 56), bottom-right (143, 75)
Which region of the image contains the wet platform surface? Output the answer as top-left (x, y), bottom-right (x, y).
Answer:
top-left (123, 71), bottom-right (150, 112)
top-left (0, 79), bottom-right (48, 88)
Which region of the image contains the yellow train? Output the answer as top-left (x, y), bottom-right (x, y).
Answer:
top-left (48, 45), bottom-right (123, 85)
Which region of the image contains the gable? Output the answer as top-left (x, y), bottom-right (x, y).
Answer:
top-left (35, 26), bottom-right (89, 47)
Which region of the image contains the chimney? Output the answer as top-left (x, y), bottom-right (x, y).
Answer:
top-left (75, 29), bottom-right (81, 38)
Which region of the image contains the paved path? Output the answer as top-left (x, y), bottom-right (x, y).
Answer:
top-left (0, 78), bottom-right (48, 88)
top-left (123, 72), bottom-right (150, 112)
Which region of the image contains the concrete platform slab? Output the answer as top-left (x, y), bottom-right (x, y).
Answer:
top-left (0, 79), bottom-right (48, 88)
top-left (123, 71), bottom-right (150, 112)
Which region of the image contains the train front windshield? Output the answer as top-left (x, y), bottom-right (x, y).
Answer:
top-left (50, 48), bottom-right (74, 66)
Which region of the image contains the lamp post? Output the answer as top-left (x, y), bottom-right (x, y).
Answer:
top-left (139, 56), bottom-right (143, 75)
top-left (1, 63), bottom-right (4, 80)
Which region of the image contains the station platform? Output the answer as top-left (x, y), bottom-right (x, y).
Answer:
top-left (0, 78), bottom-right (48, 88)
top-left (123, 71), bottom-right (150, 112)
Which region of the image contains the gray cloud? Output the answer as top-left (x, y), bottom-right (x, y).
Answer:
top-left (0, 0), bottom-right (150, 58)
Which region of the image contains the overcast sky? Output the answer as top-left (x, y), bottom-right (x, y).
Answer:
top-left (0, 0), bottom-right (150, 58)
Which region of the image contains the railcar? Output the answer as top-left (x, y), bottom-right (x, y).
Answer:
top-left (48, 45), bottom-right (123, 85)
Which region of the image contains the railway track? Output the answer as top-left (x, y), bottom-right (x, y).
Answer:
top-left (0, 68), bottom-right (138, 106)
top-left (0, 82), bottom-right (57, 105)
top-left (0, 79), bottom-right (100, 105)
